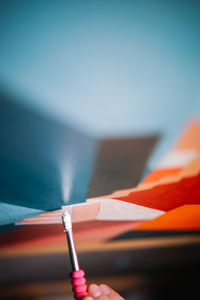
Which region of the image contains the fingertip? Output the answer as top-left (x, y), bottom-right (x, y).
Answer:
top-left (100, 284), bottom-right (125, 300)
top-left (88, 284), bottom-right (102, 298)
top-left (99, 284), bottom-right (111, 295)
top-left (82, 297), bottom-right (94, 300)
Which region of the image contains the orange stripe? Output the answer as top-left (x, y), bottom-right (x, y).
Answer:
top-left (136, 205), bottom-right (200, 230)
top-left (175, 121), bottom-right (200, 150)
top-left (143, 168), bottom-right (182, 184)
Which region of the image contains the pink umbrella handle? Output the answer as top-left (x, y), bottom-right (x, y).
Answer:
top-left (71, 269), bottom-right (88, 299)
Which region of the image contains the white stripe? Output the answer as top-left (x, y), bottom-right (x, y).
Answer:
top-left (87, 198), bottom-right (164, 221)
top-left (158, 150), bottom-right (197, 168)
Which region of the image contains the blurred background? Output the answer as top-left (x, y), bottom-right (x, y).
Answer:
top-left (0, 0), bottom-right (200, 299)
top-left (0, 0), bottom-right (199, 136)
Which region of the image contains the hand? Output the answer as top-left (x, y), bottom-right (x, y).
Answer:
top-left (83, 284), bottom-right (125, 300)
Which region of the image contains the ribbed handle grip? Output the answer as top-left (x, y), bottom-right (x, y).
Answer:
top-left (71, 269), bottom-right (88, 299)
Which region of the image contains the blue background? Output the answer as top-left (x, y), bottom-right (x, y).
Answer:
top-left (0, 0), bottom-right (199, 136)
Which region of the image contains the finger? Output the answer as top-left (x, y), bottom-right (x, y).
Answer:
top-left (87, 284), bottom-right (109, 300)
top-left (99, 284), bottom-right (125, 300)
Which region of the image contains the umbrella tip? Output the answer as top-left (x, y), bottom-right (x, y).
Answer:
top-left (62, 209), bottom-right (72, 231)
